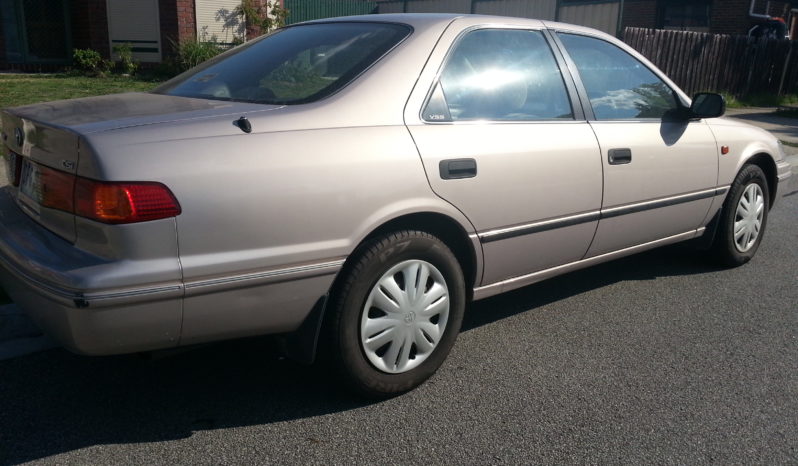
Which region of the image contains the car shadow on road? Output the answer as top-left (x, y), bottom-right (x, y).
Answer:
top-left (462, 242), bottom-right (720, 332)
top-left (0, 243), bottom-right (720, 464)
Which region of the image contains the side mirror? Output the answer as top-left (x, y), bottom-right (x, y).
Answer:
top-left (690, 92), bottom-right (725, 119)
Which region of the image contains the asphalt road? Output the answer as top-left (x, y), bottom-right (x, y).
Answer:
top-left (1, 178), bottom-right (796, 465)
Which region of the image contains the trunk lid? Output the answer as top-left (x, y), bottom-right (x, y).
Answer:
top-left (1, 93), bottom-right (281, 242)
top-left (2, 109), bottom-right (81, 242)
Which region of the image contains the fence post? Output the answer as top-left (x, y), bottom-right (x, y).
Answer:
top-left (744, 38), bottom-right (759, 97)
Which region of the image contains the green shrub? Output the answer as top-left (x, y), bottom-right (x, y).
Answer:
top-left (171, 36), bottom-right (225, 72)
top-left (235, 0), bottom-right (288, 36)
top-left (722, 92), bottom-right (798, 109)
top-left (113, 43), bottom-right (138, 75)
top-left (73, 48), bottom-right (112, 76)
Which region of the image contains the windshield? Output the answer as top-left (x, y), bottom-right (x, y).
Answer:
top-left (155, 22), bottom-right (411, 105)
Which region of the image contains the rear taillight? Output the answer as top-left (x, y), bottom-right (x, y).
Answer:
top-left (75, 179), bottom-right (181, 224)
top-left (19, 160), bottom-right (180, 224)
top-left (38, 164), bottom-right (76, 212)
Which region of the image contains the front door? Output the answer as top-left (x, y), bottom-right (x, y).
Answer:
top-left (556, 32), bottom-right (718, 257)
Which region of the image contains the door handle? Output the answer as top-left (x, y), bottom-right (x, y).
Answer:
top-left (439, 158), bottom-right (477, 179)
top-left (608, 148), bottom-right (632, 165)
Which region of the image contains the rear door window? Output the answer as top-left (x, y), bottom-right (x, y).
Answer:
top-left (156, 22), bottom-right (411, 105)
top-left (423, 28), bottom-right (574, 122)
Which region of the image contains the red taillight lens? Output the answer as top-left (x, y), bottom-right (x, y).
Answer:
top-left (16, 160), bottom-right (180, 224)
top-left (38, 164), bottom-right (76, 212)
top-left (75, 179), bottom-right (181, 224)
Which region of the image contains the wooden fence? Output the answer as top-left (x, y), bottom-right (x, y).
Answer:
top-left (623, 27), bottom-right (798, 97)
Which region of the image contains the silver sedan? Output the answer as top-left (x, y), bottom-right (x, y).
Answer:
top-left (0, 14), bottom-right (792, 396)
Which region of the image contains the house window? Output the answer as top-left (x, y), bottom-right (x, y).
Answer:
top-left (1, 0), bottom-right (72, 64)
top-left (658, 0), bottom-right (712, 32)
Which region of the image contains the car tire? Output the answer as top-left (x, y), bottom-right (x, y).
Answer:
top-left (326, 230), bottom-right (466, 398)
top-left (712, 164), bottom-right (770, 267)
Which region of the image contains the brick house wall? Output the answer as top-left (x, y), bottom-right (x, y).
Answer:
top-left (623, 0), bottom-right (658, 29)
top-left (623, 0), bottom-right (794, 35)
top-left (70, 0), bottom-right (110, 57)
top-left (709, 0), bottom-right (777, 35)
top-left (160, 0), bottom-right (197, 58)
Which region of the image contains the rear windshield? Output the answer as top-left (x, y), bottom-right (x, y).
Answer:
top-left (155, 22), bottom-right (411, 105)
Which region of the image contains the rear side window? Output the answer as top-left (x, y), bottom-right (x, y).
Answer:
top-left (558, 33), bottom-right (678, 120)
top-left (156, 22), bottom-right (411, 105)
top-left (424, 29), bottom-right (573, 122)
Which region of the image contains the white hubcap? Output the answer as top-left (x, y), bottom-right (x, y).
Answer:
top-left (360, 260), bottom-right (449, 374)
top-left (733, 183), bottom-right (764, 253)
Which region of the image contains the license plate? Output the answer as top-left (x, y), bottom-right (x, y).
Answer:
top-left (17, 159), bottom-right (42, 213)
top-left (3, 152), bottom-right (13, 185)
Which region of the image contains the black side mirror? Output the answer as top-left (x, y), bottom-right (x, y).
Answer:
top-left (690, 92), bottom-right (725, 119)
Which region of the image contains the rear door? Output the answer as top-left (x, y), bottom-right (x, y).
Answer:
top-left (554, 31), bottom-right (719, 257)
top-left (405, 20), bottom-right (603, 285)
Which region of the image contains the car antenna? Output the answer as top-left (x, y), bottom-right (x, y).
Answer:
top-left (235, 116), bottom-right (252, 134)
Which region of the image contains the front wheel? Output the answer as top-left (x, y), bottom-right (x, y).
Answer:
top-left (327, 230), bottom-right (466, 398)
top-left (712, 164), bottom-right (770, 266)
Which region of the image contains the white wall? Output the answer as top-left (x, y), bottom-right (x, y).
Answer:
top-left (196, 0), bottom-right (245, 44)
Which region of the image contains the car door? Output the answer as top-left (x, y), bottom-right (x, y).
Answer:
top-left (554, 32), bottom-right (719, 257)
top-left (405, 22), bottom-right (603, 285)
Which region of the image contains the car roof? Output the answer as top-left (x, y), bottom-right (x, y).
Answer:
top-left (301, 13), bottom-right (615, 41)
top-left (302, 13), bottom-right (463, 29)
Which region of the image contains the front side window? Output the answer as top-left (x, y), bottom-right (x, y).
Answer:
top-left (156, 22), bottom-right (411, 105)
top-left (558, 33), bottom-right (678, 120)
top-left (424, 29), bottom-right (573, 122)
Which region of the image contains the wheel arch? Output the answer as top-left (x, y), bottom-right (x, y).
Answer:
top-left (283, 211), bottom-right (480, 365)
top-left (338, 211), bottom-right (481, 301)
top-left (743, 152), bottom-right (778, 208)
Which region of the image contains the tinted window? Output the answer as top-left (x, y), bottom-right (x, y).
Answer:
top-left (558, 33), bottom-right (678, 120)
top-left (156, 23), bottom-right (410, 105)
top-left (424, 29), bottom-right (573, 121)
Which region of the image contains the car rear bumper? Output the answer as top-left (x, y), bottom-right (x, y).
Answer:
top-left (0, 186), bottom-right (342, 355)
top-left (0, 263), bottom-right (183, 355)
top-left (0, 187), bottom-right (183, 355)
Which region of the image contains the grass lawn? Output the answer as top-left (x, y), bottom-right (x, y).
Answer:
top-left (0, 73), bottom-right (165, 109)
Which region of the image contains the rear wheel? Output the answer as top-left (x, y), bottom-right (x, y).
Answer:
top-left (712, 164), bottom-right (770, 266)
top-left (327, 230), bottom-right (465, 397)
